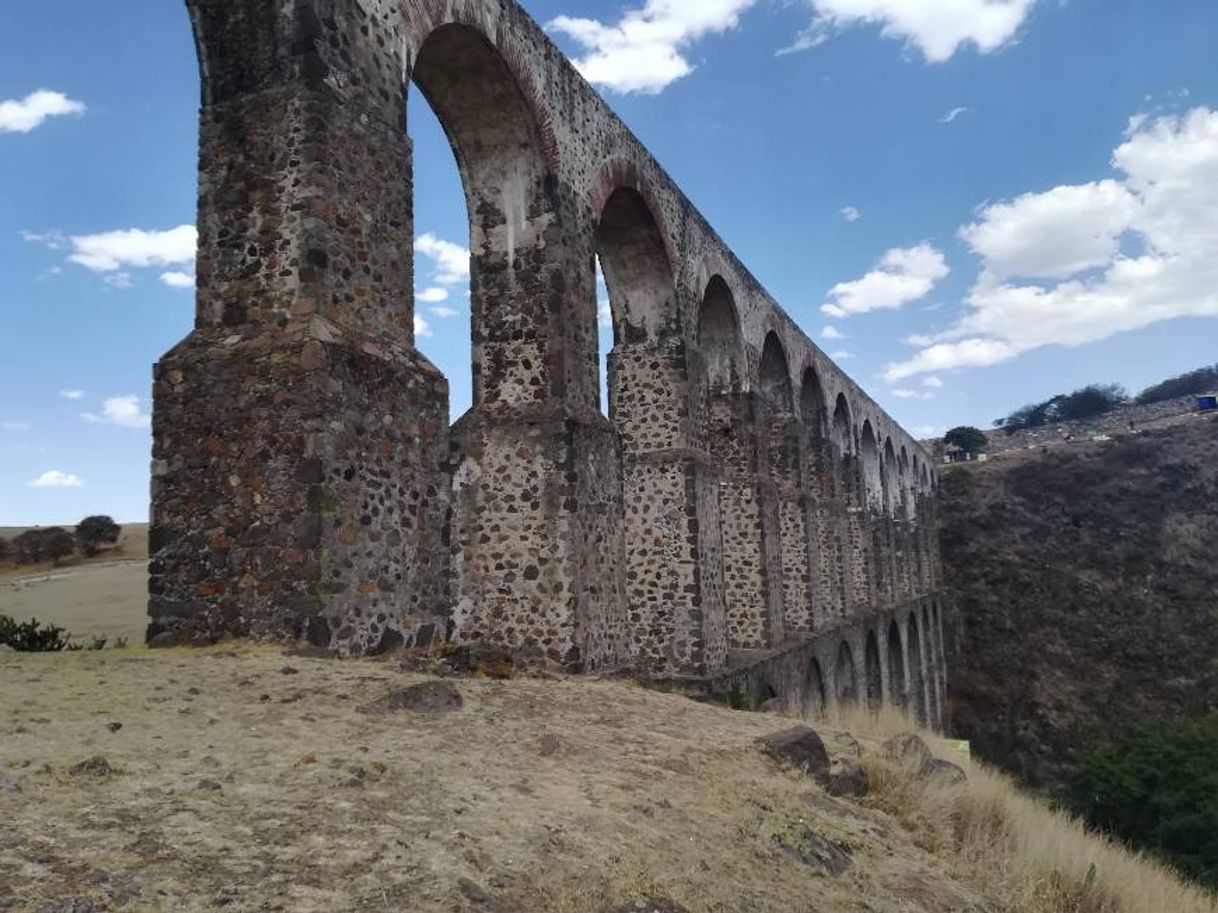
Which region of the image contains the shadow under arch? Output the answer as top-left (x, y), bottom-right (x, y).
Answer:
top-left (835, 640), bottom-right (858, 705)
top-left (864, 629), bottom-right (883, 709)
top-left (907, 610), bottom-right (926, 725)
top-left (887, 619), bottom-right (906, 710)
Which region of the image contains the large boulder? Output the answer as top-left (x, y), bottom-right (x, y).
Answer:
top-left (882, 733), bottom-right (933, 769)
top-left (919, 757), bottom-right (968, 786)
top-left (757, 727), bottom-right (831, 780)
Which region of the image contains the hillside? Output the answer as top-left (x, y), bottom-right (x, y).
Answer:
top-left (939, 412), bottom-right (1218, 789)
top-left (3, 644), bottom-right (1216, 913)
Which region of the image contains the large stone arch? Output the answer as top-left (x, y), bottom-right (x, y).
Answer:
top-left (701, 284), bottom-right (783, 649)
top-left (599, 184), bottom-right (726, 674)
top-left (864, 629), bottom-right (883, 710)
top-left (907, 611), bottom-right (927, 725)
top-left (761, 335), bottom-right (813, 638)
top-left (834, 640), bottom-right (859, 705)
top-left (801, 367), bottom-right (838, 622)
top-left (886, 619), bottom-right (906, 710)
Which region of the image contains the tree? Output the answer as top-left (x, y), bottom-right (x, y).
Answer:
top-left (0, 536), bottom-right (8, 564)
top-left (1056, 384), bottom-right (1127, 422)
top-left (41, 528), bottom-right (76, 566)
top-left (76, 515), bottom-right (122, 557)
top-left (1137, 363), bottom-right (1218, 405)
top-left (944, 426), bottom-right (988, 454)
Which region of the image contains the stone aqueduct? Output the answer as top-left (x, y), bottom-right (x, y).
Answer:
top-left (150, 0), bottom-right (948, 724)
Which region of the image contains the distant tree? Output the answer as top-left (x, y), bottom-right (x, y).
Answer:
top-left (13, 527), bottom-right (76, 565)
top-left (944, 426), bottom-right (989, 453)
top-left (41, 528), bottom-right (76, 566)
top-left (76, 515), bottom-right (122, 557)
top-left (1137, 363), bottom-right (1218, 405)
top-left (0, 536), bottom-right (8, 564)
top-left (1056, 384), bottom-right (1128, 422)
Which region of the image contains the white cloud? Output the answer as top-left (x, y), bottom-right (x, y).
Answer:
top-left (28, 470), bottom-right (83, 489)
top-left (887, 107), bottom-right (1218, 380)
top-left (786, 0), bottom-right (1038, 62)
top-left (840, 206), bottom-right (861, 222)
top-left (160, 270), bottom-right (194, 289)
top-left (922, 376), bottom-right (944, 388)
top-left (430, 306), bottom-right (460, 319)
top-left (67, 225), bottom-right (197, 273)
top-left (416, 233), bottom-right (470, 286)
top-left (414, 314), bottom-right (433, 338)
top-left (417, 286), bottom-right (449, 303)
top-left (103, 272), bottom-right (133, 290)
top-left (821, 325), bottom-right (846, 340)
top-left (915, 425), bottom-right (940, 437)
top-left (830, 349), bottom-right (856, 360)
top-left (60, 390), bottom-right (85, 400)
top-left (0, 90), bottom-right (85, 134)
top-left (21, 230), bottom-right (67, 249)
top-left (2, 421), bottom-right (32, 432)
top-left (891, 388), bottom-right (934, 400)
top-left (959, 180), bottom-right (1138, 280)
top-left (939, 106), bottom-right (970, 124)
top-left (82, 395), bottom-right (151, 429)
top-left (598, 298), bottom-right (613, 329)
top-left (548, 0), bottom-right (758, 94)
top-left (822, 243), bottom-right (949, 318)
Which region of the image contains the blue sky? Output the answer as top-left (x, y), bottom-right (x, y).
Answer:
top-left (2, 0), bottom-right (1216, 525)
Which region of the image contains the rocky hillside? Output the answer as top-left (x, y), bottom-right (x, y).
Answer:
top-left (940, 413), bottom-right (1218, 789)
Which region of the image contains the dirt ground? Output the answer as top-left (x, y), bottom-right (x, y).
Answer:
top-left (1, 639), bottom-right (993, 913)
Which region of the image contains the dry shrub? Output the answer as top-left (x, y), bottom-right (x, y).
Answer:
top-left (836, 707), bottom-right (1218, 913)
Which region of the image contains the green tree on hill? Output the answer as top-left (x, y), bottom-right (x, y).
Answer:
top-left (944, 426), bottom-right (988, 454)
top-left (76, 515), bottom-right (122, 557)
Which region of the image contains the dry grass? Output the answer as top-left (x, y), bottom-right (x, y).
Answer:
top-left (827, 704), bottom-right (1218, 913)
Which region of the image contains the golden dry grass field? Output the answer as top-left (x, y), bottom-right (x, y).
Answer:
top-left (2, 543), bottom-right (1215, 913)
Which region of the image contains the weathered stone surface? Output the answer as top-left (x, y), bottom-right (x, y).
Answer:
top-left (153, 0), bottom-right (947, 701)
top-left (919, 757), bottom-right (968, 786)
top-left (828, 760), bottom-right (870, 799)
top-left (757, 727), bottom-right (831, 780)
top-left (356, 681), bottom-right (463, 716)
top-left (883, 733), bottom-right (934, 769)
top-left (773, 823), bottom-right (854, 876)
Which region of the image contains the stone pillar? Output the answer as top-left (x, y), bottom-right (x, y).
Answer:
top-left (151, 2), bottom-right (451, 652)
top-left (771, 415), bottom-right (816, 638)
top-left (610, 336), bottom-right (728, 676)
top-left (712, 390), bottom-right (785, 649)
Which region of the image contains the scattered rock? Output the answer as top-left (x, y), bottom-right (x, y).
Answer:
top-left (106, 722), bottom-right (122, 733)
top-left (357, 681), bottom-right (463, 716)
top-left (34, 898), bottom-right (103, 913)
top-left (456, 877), bottom-right (519, 912)
top-left (773, 823), bottom-right (853, 876)
top-left (758, 697), bottom-right (783, 714)
top-left (279, 666), bottom-right (299, 676)
top-left (538, 734), bottom-right (561, 757)
top-left (0, 775), bottom-right (21, 793)
top-left (757, 727), bottom-right (830, 780)
top-left (68, 756), bottom-right (114, 777)
top-left (882, 733), bottom-right (933, 769)
top-left (827, 760), bottom-right (869, 799)
top-left (195, 778), bottom-right (223, 792)
top-left (609, 898), bottom-right (691, 913)
top-left (919, 757), bottom-right (968, 786)
top-left (446, 644), bottom-right (515, 680)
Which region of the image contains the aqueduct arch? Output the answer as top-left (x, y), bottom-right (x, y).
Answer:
top-left (153, 0), bottom-right (946, 714)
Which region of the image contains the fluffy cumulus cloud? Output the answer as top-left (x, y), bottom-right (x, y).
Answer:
top-left (548, 0), bottom-right (758, 94)
top-left (414, 314), bottom-right (433, 339)
top-left (821, 325), bottom-right (846, 340)
top-left (822, 243), bottom-right (948, 318)
top-left (25, 225), bottom-right (196, 289)
top-left (415, 233), bottom-right (470, 287)
top-left (840, 206), bottom-right (861, 222)
top-left (0, 90), bottom-right (85, 133)
top-left (784, 0), bottom-right (1038, 61)
top-left (28, 470), bottom-right (83, 489)
top-left (82, 395), bottom-right (151, 429)
top-left (886, 107), bottom-right (1218, 380)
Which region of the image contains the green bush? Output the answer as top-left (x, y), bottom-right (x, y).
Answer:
top-left (1067, 716), bottom-right (1218, 888)
top-left (0, 614), bottom-right (71, 652)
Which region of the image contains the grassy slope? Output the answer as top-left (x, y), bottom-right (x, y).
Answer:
top-left (939, 414), bottom-right (1218, 789)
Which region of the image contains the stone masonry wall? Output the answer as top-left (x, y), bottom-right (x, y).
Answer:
top-left (155, 0), bottom-right (945, 686)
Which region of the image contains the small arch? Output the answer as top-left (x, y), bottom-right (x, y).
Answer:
top-left (834, 641), bottom-right (858, 705)
top-left (907, 612), bottom-right (926, 724)
top-left (883, 438), bottom-right (899, 517)
top-left (759, 333), bottom-right (794, 413)
top-left (860, 421), bottom-right (882, 512)
top-left (805, 658), bottom-right (827, 717)
top-left (596, 186), bottom-right (676, 345)
top-left (756, 680), bottom-right (780, 710)
top-left (886, 620), bottom-right (906, 709)
top-left (864, 631), bottom-right (883, 710)
top-left (697, 276), bottom-right (742, 391)
top-left (800, 368), bottom-right (830, 499)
